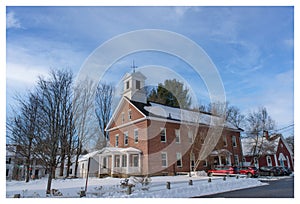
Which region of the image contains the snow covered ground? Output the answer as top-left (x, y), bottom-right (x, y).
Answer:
top-left (6, 173), bottom-right (268, 198)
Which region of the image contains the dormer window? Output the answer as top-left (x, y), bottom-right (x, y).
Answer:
top-left (126, 81), bottom-right (130, 89)
top-left (136, 80), bottom-right (141, 90)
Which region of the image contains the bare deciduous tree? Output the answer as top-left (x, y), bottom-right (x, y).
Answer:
top-left (95, 83), bottom-right (114, 146)
top-left (72, 78), bottom-right (100, 177)
top-left (6, 92), bottom-right (39, 182)
top-left (245, 107), bottom-right (275, 163)
top-left (33, 69), bottom-right (74, 194)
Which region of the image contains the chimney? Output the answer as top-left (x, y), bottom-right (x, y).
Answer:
top-left (263, 130), bottom-right (269, 140)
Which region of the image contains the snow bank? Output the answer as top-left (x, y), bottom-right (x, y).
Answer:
top-left (6, 175), bottom-right (266, 198)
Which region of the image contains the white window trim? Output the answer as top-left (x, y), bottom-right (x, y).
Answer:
top-left (175, 129), bottom-right (181, 144)
top-left (124, 131), bottom-right (129, 146)
top-left (161, 152), bottom-right (168, 167)
top-left (134, 129), bottom-right (139, 143)
top-left (128, 109), bottom-right (132, 120)
top-left (115, 134), bottom-right (119, 147)
top-left (223, 136), bottom-right (227, 147)
top-left (266, 155), bottom-right (272, 166)
top-left (176, 152), bottom-right (182, 167)
top-left (232, 135), bottom-right (237, 147)
top-left (121, 112), bottom-right (125, 124)
top-left (160, 128), bottom-right (167, 143)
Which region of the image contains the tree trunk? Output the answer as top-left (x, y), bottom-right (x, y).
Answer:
top-left (74, 144), bottom-right (82, 178)
top-left (25, 162), bottom-right (30, 183)
top-left (59, 154), bottom-right (65, 177)
top-left (46, 166), bottom-right (54, 194)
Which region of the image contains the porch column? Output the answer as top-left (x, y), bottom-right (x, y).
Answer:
top-left (138, 153), bottom-right (142, 173)
top-left (111, 154), bottom-right (115, 176)
top-left (120, 154), bottom-right (123, 174)
top-left (98, 155), bottom-right (101, 177)
top-left (126, 153), bottom-right (130, 174)
top-left (218, 156), bottom-right (222, 166)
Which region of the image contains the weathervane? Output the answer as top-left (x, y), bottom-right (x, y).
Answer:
top-left (131, 60), bottom-right (137, 73)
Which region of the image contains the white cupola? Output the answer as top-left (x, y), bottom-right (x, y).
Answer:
top-left (122, 63), bottom-right (147, 103)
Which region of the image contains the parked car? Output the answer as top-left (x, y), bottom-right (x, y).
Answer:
top-left (277, 166), bottom-right (292, 176)
top-left (207, 166), bottom-right (239, 177)
top-left (239, 166), bottom-right (259, 178)
top-left (259, 166), bottom-right (284, 176)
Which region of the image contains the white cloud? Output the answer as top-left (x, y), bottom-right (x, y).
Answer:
top-left (6, 11), bottom-right (22, 29)
top-left (6, 62), bottom-right (48, 86)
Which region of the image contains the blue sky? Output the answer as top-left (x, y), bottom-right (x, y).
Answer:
top-left (6, 6), bottom-right (294, 136)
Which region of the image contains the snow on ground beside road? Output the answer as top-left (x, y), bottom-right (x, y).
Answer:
top-left (6, 174), bottom-right (267, 198)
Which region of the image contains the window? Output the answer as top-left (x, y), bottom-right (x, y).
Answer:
top-left (134, 129), bottom-right (139, 143)
top-left (128, 110), bottom-right (132, 120)
top-left (136, 80), bottom-right (141, 90)
top-left (103, 157), bottom-right (107, 169)
top-left (122, 155), bottom-right (127, 167)
top-left (160, 128), bottom-right (166, 142)
top-left (234, 155), bottom-right (239, 165)
top-left (121, 112), bottom-right (125, 123)
top-left (161, 152), bottom-right (168, 167)
top-left (126, 81), bottom-right (130, 89)
top-left (6, 169), bottom-right (9, 177)
top-left (188, 130), bottom-right (194, 143)
top-left (115, 155), bottom-right (120, 167)
top-left (124, 132), bottom-right (128, 146)
top-left (266, 156), bottom-right (272, 166)
top-left (223, 136), bottom-right (227, 146)
top-left (190, 153), bottom-right (195, 170)
top-left (176, 152), bottom-right (182, 167)
top-left (69, 168), bottom-right (73, 175)
top-left (115, 134), bottom-right (119, 147)
top-left (203, 160), bottom-right (208, 167)
top-left (6, 157), bottom-right (11, 164)
top-left (131, 154), bottom-right (139, 167)
top-left (232, 136), bottom-right (237, 147)
top-left (175, 129), bottom-right (180, 143)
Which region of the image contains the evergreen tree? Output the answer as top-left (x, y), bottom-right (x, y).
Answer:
top-left (147, 79), bottom-right (191, 109)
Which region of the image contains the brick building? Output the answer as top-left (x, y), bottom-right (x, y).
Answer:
top-left (99, 71), bottom-right (243, 177)
top-left (242, 132), bottom-right (294, 170)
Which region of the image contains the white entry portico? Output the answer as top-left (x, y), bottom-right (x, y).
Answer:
top-left (98, 147), bottom-right (142, 177)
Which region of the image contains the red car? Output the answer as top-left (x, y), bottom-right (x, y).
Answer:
top-left (207, 166), bottom-right (239, 177)
top-left (239, 166), bottom-right (259, 178)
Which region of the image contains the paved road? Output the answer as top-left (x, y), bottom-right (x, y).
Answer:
top-left (196, 176), bottom-right (294, 198)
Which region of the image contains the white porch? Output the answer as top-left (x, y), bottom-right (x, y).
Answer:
top-left (98, 147), bottom-right (142, 177)
top-left (210, 149), bottom-right (232, 167)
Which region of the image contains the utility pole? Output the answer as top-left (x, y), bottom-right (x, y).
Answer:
top-left (84, 157), bottom-right (91, 193)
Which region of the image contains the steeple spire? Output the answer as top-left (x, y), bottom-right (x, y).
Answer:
top-left (131, 60), bottom-right (137, 73)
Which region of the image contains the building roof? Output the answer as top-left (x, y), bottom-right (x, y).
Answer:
top-left (78, 150), bottom-right (100, 162)
top-left (241, 135), bottom-right (281, 156)
top-left (99, 147), bottom-right (142, 155)
top-left (106, 96), bottom-right (242, 132)
top-left (132, 100), bottom-right (240, 130)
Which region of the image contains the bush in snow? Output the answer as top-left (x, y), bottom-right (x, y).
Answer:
top-left (131, 176), bottom-right (152, 191)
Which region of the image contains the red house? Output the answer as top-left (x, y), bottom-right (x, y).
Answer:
top-left (241, 132), bottom-right (294, 171)
top-left (99, 71), bottom-right (243, 177)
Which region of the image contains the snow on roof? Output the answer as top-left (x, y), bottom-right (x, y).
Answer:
top-left (99, 147), bottom-right (142, 155)
top-left (78, 150), bottom-right (100, 162)
top-left (144, 102), bottom-right (237, 130)
top-left (241, 136), bottom-right (280, 156)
